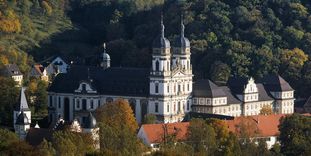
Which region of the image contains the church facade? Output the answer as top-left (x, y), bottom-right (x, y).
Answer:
top-left (47, 18), bottom-right (294, 125)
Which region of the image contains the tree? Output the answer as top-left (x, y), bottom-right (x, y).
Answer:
top-left (96, 99), bottom-right (145, 155)
top-left (37, 139), bottom-right (56, 156)
top-left (143, 114), bottom-right (157, 124)
top-left (210, 61), bottom-right (231, 84)
top-left (0, 128), bottom-right (18, 152)
top-left (52, 130), bottom-right (95, 156)
top-left (5, 140), bottom-right (39, 156)
top-left (0, 77), bottom-right (19, 126)
top-left (259, 105), bottom-right (273, 115)
top-left (279, 48), bottom-right (308, 80)
top-left (279, 114), bottom-right (311, 155)
top-left (96, 99), bottom-right (138, 133)
top-left (186, 118), bottom-right (217, 155)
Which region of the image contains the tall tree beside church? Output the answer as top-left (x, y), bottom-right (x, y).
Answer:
top-left (96, 99), bottom-right (145, 155)
top-left (96, 99), bottom-right (138, 133)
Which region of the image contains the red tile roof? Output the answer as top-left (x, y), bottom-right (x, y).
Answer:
top-left (141, 122), bottom-right (189, 143)
top-left (224, 114), bottom-right (286, 137)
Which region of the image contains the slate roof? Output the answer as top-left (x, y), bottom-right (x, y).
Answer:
top-left (193, 80), bottom-right (227, 98)
top-left (48, 66), bottom-right (150, 97)
top-left (257, 84), bottom-right (274, 101)
top-left (26, 128), bottom-right (53, 146)
top-left (219, 86), bottom-right (241, 104)
top-left (15, 87), bottom-right (30, 111)
top-left (4, 64), bottom-right (22, 76)
top-left (15, 111), bottom-right (30, 125)
top-left (29, 65), bottom-right (45, 77)
top-left (260, 74), bottom-right (294, 92)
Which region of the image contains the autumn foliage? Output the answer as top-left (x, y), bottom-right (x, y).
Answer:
top-left (96, 99), bottom-right (138, 133)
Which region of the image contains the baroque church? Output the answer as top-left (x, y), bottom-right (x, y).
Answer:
top-left (47, 18), bottom-right (294, 125)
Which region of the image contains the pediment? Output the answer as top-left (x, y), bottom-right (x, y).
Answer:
top-left (74, 81), bottom-right (97, 94)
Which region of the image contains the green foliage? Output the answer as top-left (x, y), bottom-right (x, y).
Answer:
top-left (25, 78), bottom-right (48, 116)
top-left (0, 77), bottom-right (19, 126)
top-left (0, 128), bottom-right (18, 152)
top-left (279, 114), bottom-right (311, 156)
top-left (52, 130), bottom-right (95, 156)
top-left (143, 114), bottom-right (157, 124)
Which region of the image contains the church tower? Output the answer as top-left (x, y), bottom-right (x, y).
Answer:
top-left (172, 15), bottom-right (191, 73)
top-left (149, 15), bottom-right (172, 123)
top-left (14, 87), bottom-right (31, 130)
top-left (83, 112), bottom-right (99, 149)
top-left (169, 15), bottom-right (193, 122)
top-left (15, 110), bottom-right (30, 140)
top-left (100, 43), bottom-right (111, 69)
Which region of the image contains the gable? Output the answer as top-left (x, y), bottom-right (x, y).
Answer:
top-left (172, 70), bottom-right (186, 77)
top-left (74, 81), bottom-right (97, 94)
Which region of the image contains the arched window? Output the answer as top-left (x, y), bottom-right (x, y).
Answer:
top-left (155, 60), bottom-right (159, 71)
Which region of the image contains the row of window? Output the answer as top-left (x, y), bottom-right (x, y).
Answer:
top-left (193, 98), bottom-right (227, 105)
top-left (246, 103), bottom-right (271, 110)
top-left (155, 83), bottom-right (191, 94)
top-left (245, 94), bottom-right (258, 101)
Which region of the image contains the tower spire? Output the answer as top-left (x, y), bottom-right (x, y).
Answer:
top-left (161, 13), bottom-right (165, 38)
top-left (103, 43), bottom-right (106, 54)
top-left (181, 14), bottom-right (185, 38)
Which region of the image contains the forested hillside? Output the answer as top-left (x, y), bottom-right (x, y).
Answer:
top-left (1, 0), bottom-right (311, 97)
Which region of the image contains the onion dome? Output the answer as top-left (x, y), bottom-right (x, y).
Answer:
top-left (15, 111), bottom-right (30, 125)
top-left (84, 112), bottom-right (97, 129)
top-left (152, 16), bottom-right (170, 49)
top-left (174, 16), bottom-right (190, 49)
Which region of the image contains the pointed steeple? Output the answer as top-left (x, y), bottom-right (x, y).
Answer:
top-left (15, 87), bottom-right (30, 111)
top-left (152, 14), bottom-right (170, 49)
top-left (173, 14), bottom-right (190, 50)
top-left (161, 14), bottom-right (165, 38)
top-left (181, 14), bottom-right (185, 38)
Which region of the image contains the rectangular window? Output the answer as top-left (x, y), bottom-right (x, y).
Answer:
top-left (187, 84), bottom-right (190, 91)
top-left (178, 85), bottom-right (180, 92)
top-left (178, 102), bottom-right (181, 112)
top-left (167, 85), bottom-right (169, 93)
top-left (187, 101), bottom-right (190, 111)
top-left (167, 104), bottom-right (169, 112)
top-left (49, 96), bottom-right (53, 107)
top-left (174, 103), bottom-right (176, 112)
top-left (155, 103), bottom-right (159, 113)
top-left (98, 100), bottom-right (100, 108)
top-left (155, 83), bottom-right (159, 93)
top-left (90, 100), bottom-right (94, 109)
top-left (77, 100), bottom-right (80, 109)
top-left (58, 97), bottom-right (61, 108)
